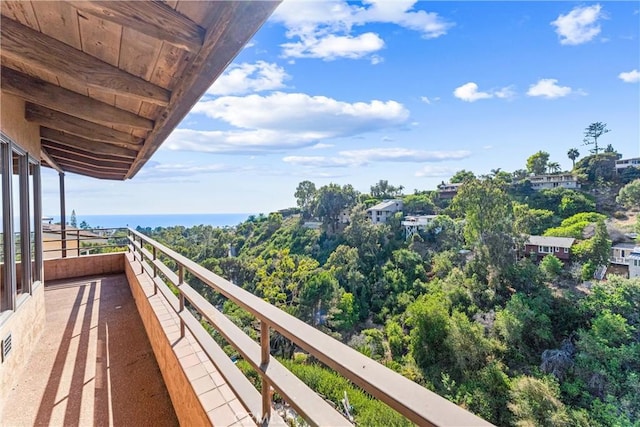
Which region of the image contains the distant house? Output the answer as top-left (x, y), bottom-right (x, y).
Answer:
top-left (529, 173), bottom-right (580, 191)
top-left (367, 199), bottom-right (403, 224)
top-left (610, 243), bottom-right (640, 278)
top-left (525, 236), bottom-right (575, 262)
top-left (402, 215), bottom-right (437, 239)
top-left (615, 157), bottom-right (640, 174)
top-left (437, 182), bottom-right (463, 199)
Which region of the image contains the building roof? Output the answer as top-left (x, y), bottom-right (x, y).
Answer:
top-left (612, 242), bottom-right (639, 250)
top-left (367, 199), bottom-right (403, 211)
top-left (1, 1), bottom-right (279, 180)
top-left (527, 235), bottom-right (576, 248)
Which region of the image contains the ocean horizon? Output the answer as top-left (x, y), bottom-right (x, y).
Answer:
top-left (44, 213), bottom-right (255, 230)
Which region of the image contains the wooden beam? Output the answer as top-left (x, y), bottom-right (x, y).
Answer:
top-left (40, 139), bottom-right (132, 166)
top-left (27, 104), bottom-right (143, 149)
top-left (70, 1), bottom-right (204, 52)
top-left (1, 15), bottom-right (170, 106)
top-left (40, 147), bottom-right (64, 173)
top-left (126, 1), bottom-right (281, 178)
top-left (46, 149), bottom-right (130, 172)
top-left (53, 162), bottom-right (126, 180)
top-left (1, 67), bottom-right (154, 130)
top-left (40, 128), bottom-right (139, 159)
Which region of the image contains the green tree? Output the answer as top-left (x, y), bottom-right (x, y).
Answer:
top-left (370, 179), bottom-right (404, 199)
top-left (616, 179), bottom-right (640, 209)
top-left (295, 180), bottom-right (317, 219)
top-left (401, 193), bottom-right (435, 214)
top-left (620, 166), bottom-right (640, 184)
top-left (574, 152), bottom-right (619, 183)
top-left (547, 161), bottom-right (561, 174)
top-left (526, 151), bottom-right (550, 175)
top-left (583, 122), bottom-right (611, 155)
top-left (513, 202), bottom-right (555, 235)
top-left (591, 220), bottom-right (611, 267)
top-left (567, 148), bottom-right (580, 169)
top-left (450, 169), bottom-right (476, 183)
top-left (540, 254), bottom-right (563, 279)
top-left (314, 183), bottom-right (358, 233)
top-left (452, 179), bottom-right (515, 278)
top-left (70, 209), bottom-right (77, 228)
top-left (508, 376), bottom-right (572, 426)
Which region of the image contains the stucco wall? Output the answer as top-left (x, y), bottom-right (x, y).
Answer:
top-left (43, 253), bottom-right (125, 281)
top-left (0, 92), bottom-right (40, 156)
top-left (124, 254), bottom-right (210, 426)
top-left (0, 282), bottom-right (45, 412)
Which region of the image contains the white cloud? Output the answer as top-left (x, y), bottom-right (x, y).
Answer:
top-left (281, 32), bottom-right (384, 60)
top-left (414, 165), bottom-right (457, 178)
top-left (453, 82), bottom-right (514, 102)
top-left (311, 143), bottom-right (335, 150)
top-left (271, 0), bottom-right (452, 60)
top-left (207, 61), bottom-right (289, 96)
top-left (167, 93), bottom-right (410, 154)
top-left (551, 5), bottom-right (604, 45)
top-left (420, 96), bottom-right (431, 104)
top-left (619, 69), bottom-right (640, 83)
top-left (495, 86), bottom-right (516, 99)
top-left (136, 162), bottom-right (253, 182)
top-left (527, 78), bottom-right (576, 99)
top-left (283, 147), bottom-right (470, 168)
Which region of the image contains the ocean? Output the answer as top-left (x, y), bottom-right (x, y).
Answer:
top-left (43, 213), bottom-right (254, 230)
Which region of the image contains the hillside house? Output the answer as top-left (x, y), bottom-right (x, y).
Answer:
top-left (437, 182), bottom-right (462, 199)
top-left (525, 236), bottom-right (575, 262)
top-left (529, 173), bottom-right (580, 191)
top-left (402, 215), bottom-right (437, 239)
top-left (610, 243), bottom-right (640, 278)
top-left (615, 157), bottom-right (640, 174)
top-left (367, 200), bottom-right (403, 224)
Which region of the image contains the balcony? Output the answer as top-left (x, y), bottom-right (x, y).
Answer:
top-left (1, 230), bottom-right (491, 426)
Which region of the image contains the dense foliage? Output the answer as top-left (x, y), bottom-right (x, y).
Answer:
top-left (138, 170), bottom-right (637, 426)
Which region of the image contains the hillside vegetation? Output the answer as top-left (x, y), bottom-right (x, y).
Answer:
top-left (138, 153), bottom-right (640, 426)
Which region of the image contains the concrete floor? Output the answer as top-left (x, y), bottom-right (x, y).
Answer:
top-left (1, 274), bottom-right (178, 427)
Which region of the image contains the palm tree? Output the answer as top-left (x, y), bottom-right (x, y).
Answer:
top-left (567, 148), bottom-right (579, 169)
top-left (547, 162), bottom-right (561, 174)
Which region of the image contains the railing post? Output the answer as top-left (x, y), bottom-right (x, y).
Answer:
top-left (127, 229), bottom-right (132, 254)
top-left (76, 229), bottom-right (80, 257)
top-left (152, 246), bottom-right (158, 295)
top-left (179, 264), bottom-right (185, 338)
top-left (138, 236), bottom-right (143, 274)
top-left (260, 321), bottom-right (271, 424)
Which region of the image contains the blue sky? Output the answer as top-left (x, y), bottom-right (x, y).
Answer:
top-left (42, 1), bottom-right (640, 216)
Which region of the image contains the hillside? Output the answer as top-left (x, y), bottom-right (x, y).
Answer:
top-left (137, 170), bottom-right (640, 426)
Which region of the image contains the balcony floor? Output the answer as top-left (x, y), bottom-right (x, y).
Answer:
top-left (1, 274), bottom-right (178, 426)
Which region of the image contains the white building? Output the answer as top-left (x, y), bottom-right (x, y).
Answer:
top-left (629, 248), bottom-right (640, 278)
top-left (529, 173), bottom-right (580, 191)
top-left (610, 243), bottom-right (640, 278)
top-left (615, 157), bottom-right (640, 174)
top-left (402, 215), bottom-right (437, 239)
top-left (367, 199), bottom-right (403, 224)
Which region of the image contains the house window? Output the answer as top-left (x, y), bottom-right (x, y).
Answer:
top-left (538, 246), bottom-right (552, 254)
top-left (1, 133), bottom-right (42, 313)
top-left (564, 248), bottom-right (569, 253)
top-left (554, 247), bottom-right (559, 252)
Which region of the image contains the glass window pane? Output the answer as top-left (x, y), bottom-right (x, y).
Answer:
top-left (12, 151), bottom-right (26, 295)
top-left (30, 163), bottom-right (36, 282)
top-left (0, 144), bottom-right (4, 308)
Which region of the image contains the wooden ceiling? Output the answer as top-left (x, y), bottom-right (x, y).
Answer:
top-left (1, 1), bottom-right (280, 180)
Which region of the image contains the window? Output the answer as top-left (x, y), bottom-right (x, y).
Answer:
top-left (564, 247), bottom-right (569, 253)
top-left (538, 246), bottom-right (552, 253)
top-left (1, 133), bottom-right (42, 313)
top-left (554, 247), bottom-right (559, 252)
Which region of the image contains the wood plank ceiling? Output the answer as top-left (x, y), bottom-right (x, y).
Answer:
top-left (1, 1), bottom-right (280, 180)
